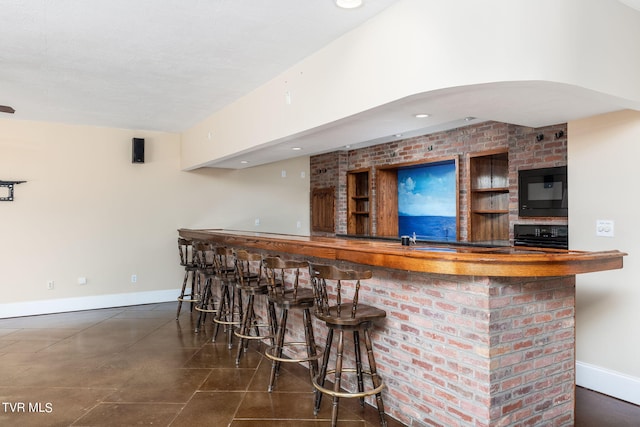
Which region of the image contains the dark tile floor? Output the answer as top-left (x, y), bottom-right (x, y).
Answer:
top-left (0, 302), bottom-right (638, 426)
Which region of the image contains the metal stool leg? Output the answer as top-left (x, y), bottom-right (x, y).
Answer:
top-left (354, 330), bottom-right (365, 406)
top-left (194, 276), bottom-right (212, 333)
top-left (231, 286), bottom-right (243, 349)
top-left (212, 283), bottom-right (227, 341)
top-left (331, 329), bottom-right (345, 427)
top-left (364, 328), bottom-right (387, 427)
top-left (213, 282), bottom-right (236, 347)
top-left (189, 269), bottom-right (198, 313)
top-left (176, 268), bottom-right (196, 319)
top-left (267, 300), bottom-right (278, 347)
top-left (303, 308), bottom-right (319, 383)
top-left (314, 328), bottom-right (334, 415)
top-left (176, 269), bottom-right (190, 319)
top-left (235, 293), bottom-right (255, 365)
top-left (268, 307), bottom-right (289, 392)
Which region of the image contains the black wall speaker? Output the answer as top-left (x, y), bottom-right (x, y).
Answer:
top-left (132, 138), bottom-right (145, 163)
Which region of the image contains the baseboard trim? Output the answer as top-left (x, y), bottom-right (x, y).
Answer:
top-left (0, 289), bottom-right (179, 319)
top-left (576, 360), bottom-right (640, 406)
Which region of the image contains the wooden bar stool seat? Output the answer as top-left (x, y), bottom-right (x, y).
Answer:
top-left (309, 263), bottom-right (387, 427)
top-left (176, 238), bottom-right (198, 319)
top-left (263, 257), bottom-right (322, 392)
top-left (233, 250), bottom-right (277, 365)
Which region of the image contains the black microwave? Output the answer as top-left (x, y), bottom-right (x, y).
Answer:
top-left (518, 166), bottom-right (568, 217)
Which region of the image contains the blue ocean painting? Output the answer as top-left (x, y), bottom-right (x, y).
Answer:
top-left (398, 215), bottom-right (457, 241)
top-left (398, 161), bottom-right (457, 241)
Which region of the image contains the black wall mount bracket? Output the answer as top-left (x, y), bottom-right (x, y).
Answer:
top-left (0, 180), bottom-right (27, 201)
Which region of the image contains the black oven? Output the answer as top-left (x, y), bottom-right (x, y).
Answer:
top-left (514, 224), bottom-right (568, 249)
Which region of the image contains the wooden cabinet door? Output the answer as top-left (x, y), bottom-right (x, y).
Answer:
top-left (311, 187), bottom-right (335, 233)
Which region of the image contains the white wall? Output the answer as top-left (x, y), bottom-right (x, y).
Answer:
top-left (569, 110), bottom-right (640, 405)
top-left (0, 118), bottom-right (310, 317)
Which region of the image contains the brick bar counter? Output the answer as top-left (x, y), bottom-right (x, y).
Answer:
top-left (178, 229), bottom-right (625, 427)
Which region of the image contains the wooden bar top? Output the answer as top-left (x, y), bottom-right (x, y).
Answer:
top-left (178, 229), bottom-right (626, 277)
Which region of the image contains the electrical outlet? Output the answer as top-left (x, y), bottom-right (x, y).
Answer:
top-left (47, 280), bottom-right (54, 290)
top-left (131, 274), bottom-right (137, 283)
top-left (254, 218), bottom-right (260, 226)
top-left (78, 277), bottom-right (87, 285)
top-left (596, 220), bottom-right (614, 237)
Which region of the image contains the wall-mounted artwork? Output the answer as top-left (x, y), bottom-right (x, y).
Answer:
top-left (397, 159), bottom-right (457, 241)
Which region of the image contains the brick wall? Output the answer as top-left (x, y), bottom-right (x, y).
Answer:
top-left (363, 266), bottom-right (575, 427)
top-left (310, 121), bottom-right (568, 239)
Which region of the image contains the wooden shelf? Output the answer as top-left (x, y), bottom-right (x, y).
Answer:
top-left (471, 187), bottom-right (509, 193)
top-left (472, 209), bottom-right (509, 214)
top-left (468, 149), bottom-right (509, 242)
top-left (347, 169), bottom-right (371, 235)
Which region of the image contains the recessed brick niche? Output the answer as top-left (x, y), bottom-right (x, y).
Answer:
top-left (310, 121), bottom-right (568, 240)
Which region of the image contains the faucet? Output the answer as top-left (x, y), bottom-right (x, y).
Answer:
top-left (410, 232), bottom-right (417, 245)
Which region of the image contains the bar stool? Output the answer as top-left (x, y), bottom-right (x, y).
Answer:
top-left (309, 263), bottom-right (387, 427)
top-left (233, 250), bottom-right (277, 365)
top-left (212, 246), bottom-right (242, 349)
top-left (176, 238), bottom-right (198, 319)
top-left (194, 242), bottom-right (218, 333)
top-left (263, 257), bottom-right (321, 392)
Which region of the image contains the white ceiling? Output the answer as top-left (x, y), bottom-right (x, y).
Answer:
top-left (1, 0), bottom-right (639, 169)
top-left (0, 0), bottom-right (397, 132)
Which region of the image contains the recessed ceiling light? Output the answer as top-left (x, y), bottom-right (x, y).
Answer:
top-left (336, 0), bottom-right (363, 9)
top-left (465, 116), bottom-right (476, 121)
top-left (414, 113), bottom-right (430, 118)
top-left (292, 147), bottom-right (302, 151)
top-left (240, 160), bottom-right (249, 164)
